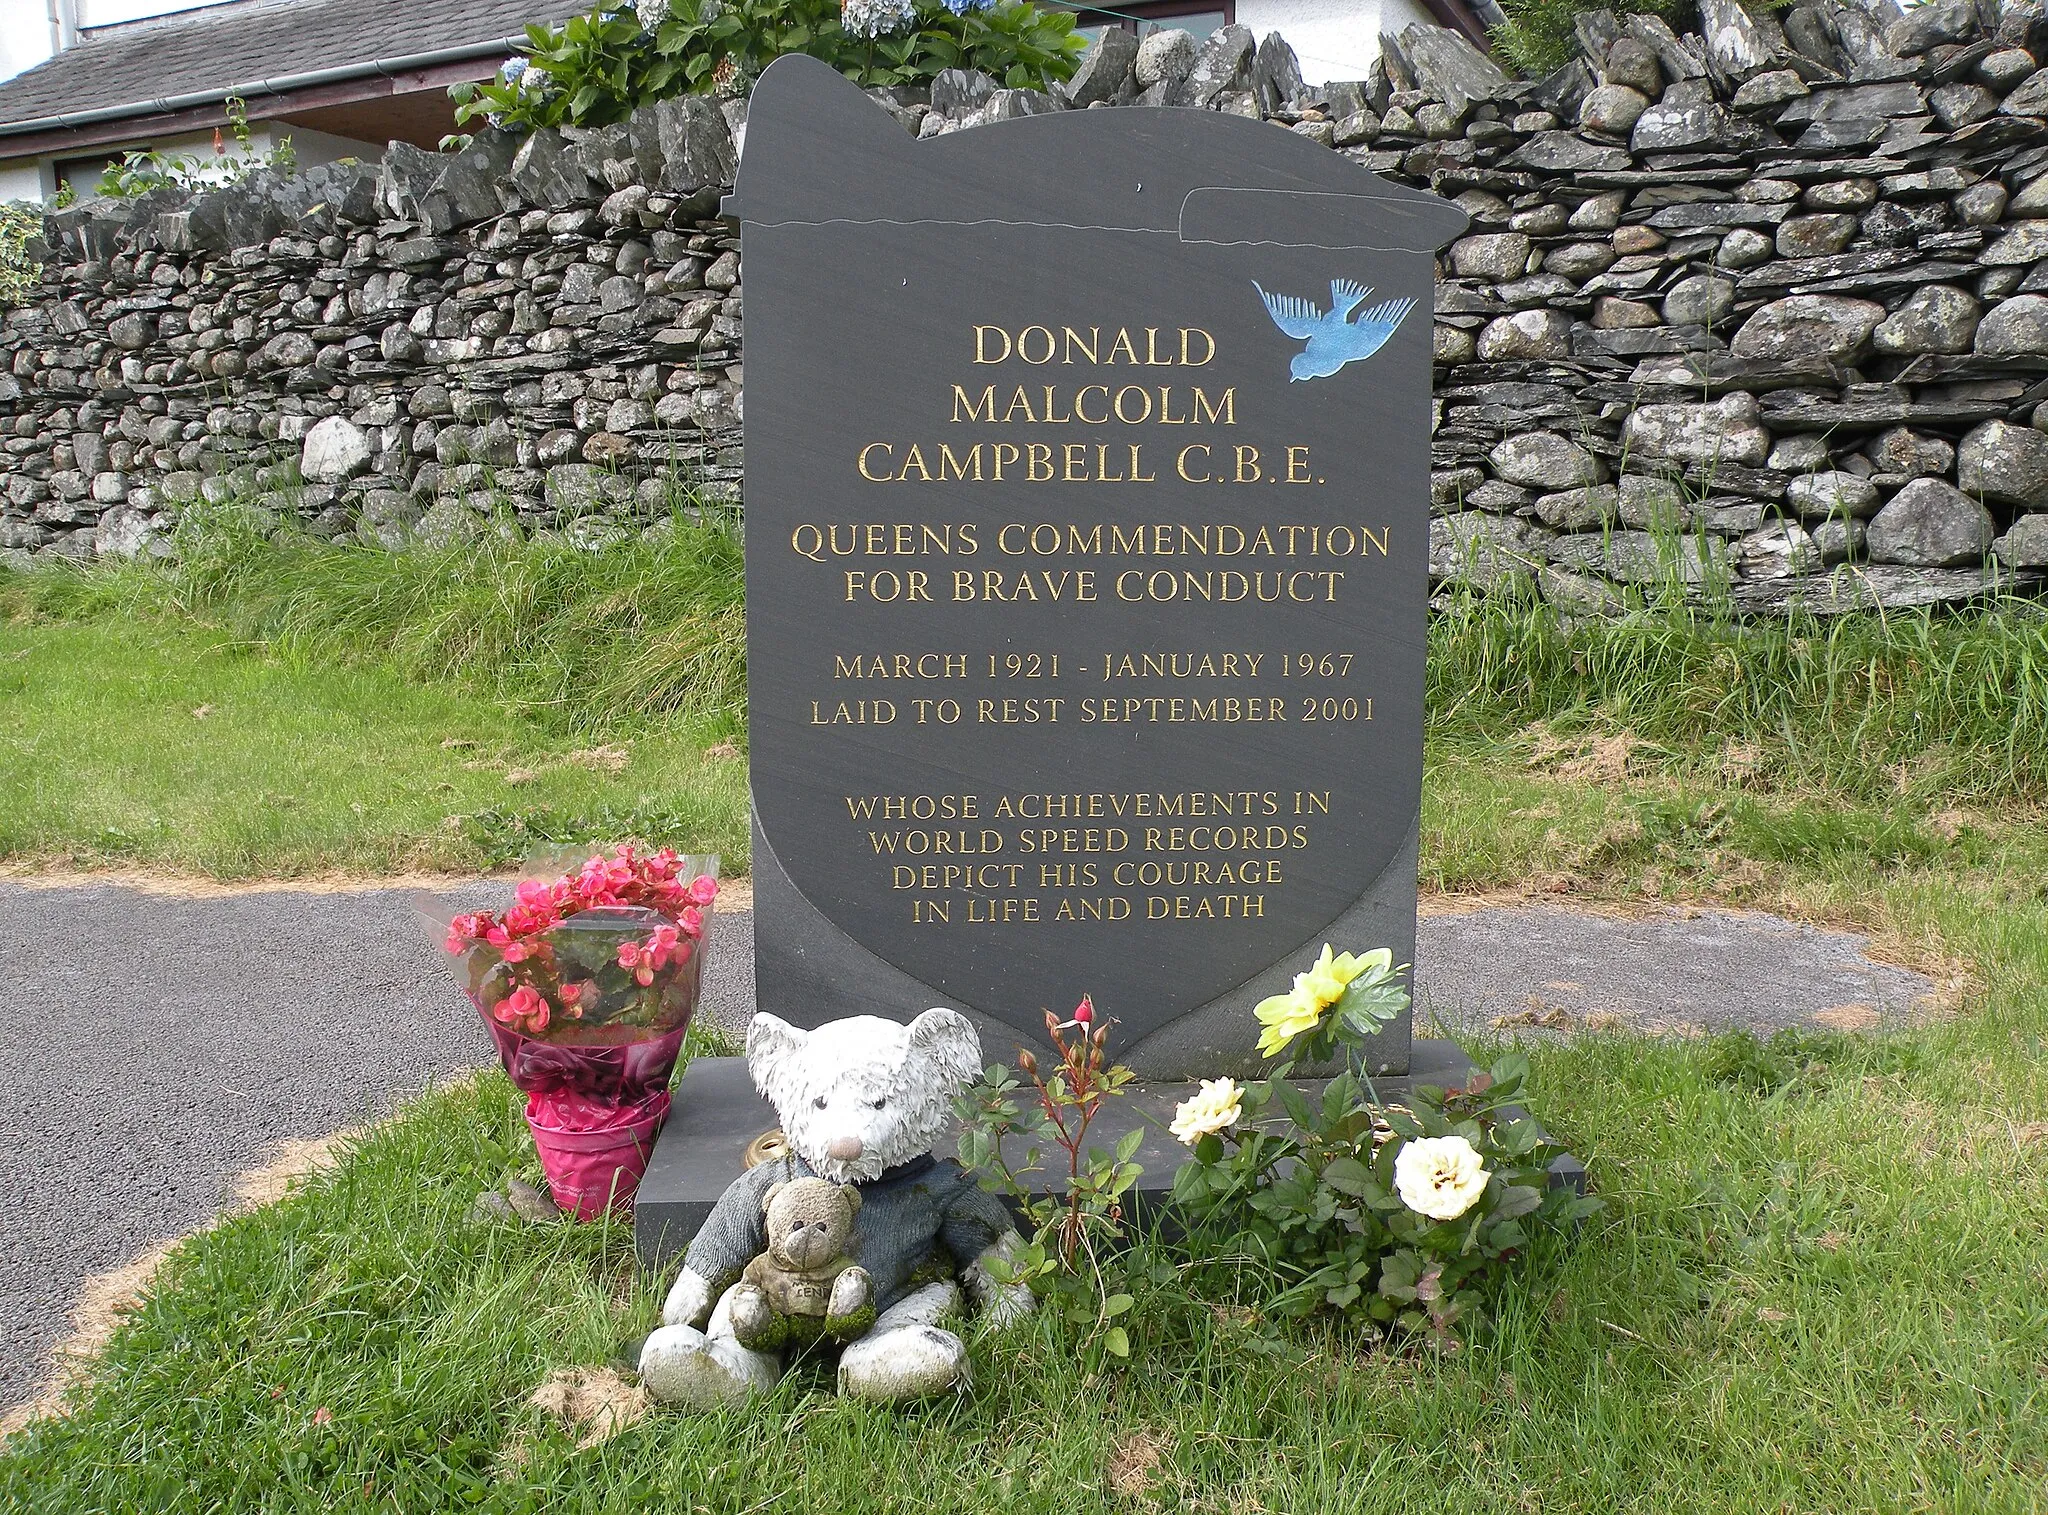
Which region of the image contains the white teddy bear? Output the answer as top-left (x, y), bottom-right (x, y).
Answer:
top-left (639, 1007), bottom-right (1034, 1405)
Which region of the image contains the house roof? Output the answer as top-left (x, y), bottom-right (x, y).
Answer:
top-left (0, 0), bottom-right (588, 134)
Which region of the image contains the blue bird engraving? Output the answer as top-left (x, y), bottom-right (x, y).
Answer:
top-left (1254, 279), bottom-right (1418, 382)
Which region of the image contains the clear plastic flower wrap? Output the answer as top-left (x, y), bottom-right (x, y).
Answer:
top-left (424, 845), bottom-right (719, 1217)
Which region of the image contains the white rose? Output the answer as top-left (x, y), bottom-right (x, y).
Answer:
top-left (1170, 1078), bottom-right (1244, 1145)
top-left (1393, 1135), bottom-right (1489, 1221)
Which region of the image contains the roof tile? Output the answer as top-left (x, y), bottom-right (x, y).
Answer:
top-left (0, 0), bottom-right (590, 131)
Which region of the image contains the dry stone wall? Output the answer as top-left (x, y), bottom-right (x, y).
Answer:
top-left (0, 97), bottom-right (747, 560)
top-left (6, 1), bottom-right (2048, 613)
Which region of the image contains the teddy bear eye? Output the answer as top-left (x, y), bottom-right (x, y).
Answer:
top-left (813, 1096), bottom-right (828, 1110)
top-left (871, 1096), bottom-right (887, 1109)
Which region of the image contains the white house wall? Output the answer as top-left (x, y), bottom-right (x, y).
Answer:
top-left (1237, 0), bottom-right (1440, 83)
top-left (0, 159), bottom-right (50, 205)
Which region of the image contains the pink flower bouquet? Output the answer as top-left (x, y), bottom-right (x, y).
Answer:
top-left (433, 846), bottom-right (719, 1219)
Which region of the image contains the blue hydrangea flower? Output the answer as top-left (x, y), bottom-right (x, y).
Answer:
top-left (841, 0), bottom-right (918, 39)
top-left (939, 0), bottom-right (997, 12)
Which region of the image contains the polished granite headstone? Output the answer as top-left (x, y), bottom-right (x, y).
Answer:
top-left (636, 60), bottom-right (1483, 1263)
top-left (737, 54), bottom-right (1467, 1081)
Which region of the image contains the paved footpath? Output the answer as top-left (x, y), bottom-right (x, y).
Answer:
top-left (0, 880), bottom-right (1932, 1406)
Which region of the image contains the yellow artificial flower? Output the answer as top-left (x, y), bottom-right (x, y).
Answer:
top-left (1170, 1078), bottom-right (1244, 1145)
top-left (1253, 944), bottom-right (1386, 1057)
top-left (1253, 987), bottom-right (1322, 1058)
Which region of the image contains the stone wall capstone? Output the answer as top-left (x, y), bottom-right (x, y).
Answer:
top-left (6, 3), bottom-right (2048, 614)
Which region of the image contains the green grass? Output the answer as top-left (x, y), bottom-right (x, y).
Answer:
top-left (3, 766), bottom-right (2045, 1512)
top-left (1428, 585), bottom-right (2048, 805)
top-left (0, 616), bottom-right (747, 876)
top-left (4, 502), bottom-right (746, 733)
top-left (0, 507), bottom-right (750, 875)
top-left (6, 527), bottom-right (2048, 1507)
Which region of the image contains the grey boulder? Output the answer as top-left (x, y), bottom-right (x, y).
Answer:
top-left (1958, 420), bottom-right (2048, 509)
top-left (1449, 232), bottom-right (1531, 281)
top-left (1731, 295), bottom-right (1887, 363)
top-left (1489, 431), bottom-right (1606, 489)
top-left (1621, 393), bottom-right (1771, 469)
top-left (300, 417), bottom-right (373, 483)
top-left (1785, 471), bottom-right (1881, 520)
top-left (1662, 274), bottom-right (1736, 328)
top-left (1865, 479), bottom-right (1996, 567)
top-left (1064, 27), bottom-right (1139, 107)
top-left (1476, 309), bottom-right (1572, 360)
top-left (1872, 285), bottom-right (1981, 355)
top-left (1974, 295), bottom-right (2048, 356)
top-left (1992, 513), bottom-right (2048, 568)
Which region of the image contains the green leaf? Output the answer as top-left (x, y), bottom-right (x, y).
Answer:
top-left (1378, 1248), bottom-right (1422, 1302)
top-left (1103, 1326), bottom-right (1130, 1358)
top-left (1102, 1293), bottom-right (1133, 1318)
top-left (1276, 1078), bottom-right (1315, 1130)
top-left (1492, 1184), bottom-right (1543, 1222)
top-left (1322, 1156), bottom-right (1373, 1196)
top-left (1116, 1125), bottom-right (1144, 1164)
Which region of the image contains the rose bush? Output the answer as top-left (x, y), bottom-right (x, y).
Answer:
top-left (1171, 943), bottom-right (1600, 1342)
top-left (956, 997), bottom-right (1148, 1366)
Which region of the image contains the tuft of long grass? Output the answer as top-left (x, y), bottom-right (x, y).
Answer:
top-left (3, 504), bottom-right (747, 736)
top-left (1427, 580), bottom-right (2048, 802)
top-left (14, 509), bottom-right (2048, 817)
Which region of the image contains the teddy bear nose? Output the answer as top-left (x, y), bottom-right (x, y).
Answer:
top-left (826, 1136), bottom-right (864, 1161)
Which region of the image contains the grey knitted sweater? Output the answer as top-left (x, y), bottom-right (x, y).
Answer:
top-left (685, 1153), bottom-right (1015, 1314)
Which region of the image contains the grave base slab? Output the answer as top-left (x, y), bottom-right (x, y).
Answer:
top-left (633, 1041), bottom-right (1584, 1268)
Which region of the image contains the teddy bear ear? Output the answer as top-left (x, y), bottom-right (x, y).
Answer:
top-left (747, 1012), bottom-right (810, 1114)
top-left (761, 1180), bottom-right (787, 1215)
top-left (905, 1006), bottom-right (982, 1095)
top-left (841, 1184), bottom-right (862, 1215)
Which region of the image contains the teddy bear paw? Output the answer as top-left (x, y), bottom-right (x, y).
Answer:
top-left (725, 1284), bottom-right (782, 1351)
top-left (824, 1266), bottom-right (875, 1338)
top-left (836, 1325), bottom-right (970, 1402)
top-left (638, 1324), bottom-right (781, 1408)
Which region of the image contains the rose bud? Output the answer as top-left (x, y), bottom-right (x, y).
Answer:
top-left (1073, 995), bottom-right (1094, 1026)
top-left (1018, 1049), bottom-right (1039, 1078)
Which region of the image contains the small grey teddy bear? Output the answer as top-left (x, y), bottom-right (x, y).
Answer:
top-left (725, 1176), bottom-right (875, 1350)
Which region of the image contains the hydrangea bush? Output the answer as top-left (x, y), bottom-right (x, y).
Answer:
top-left (454, 0), bottom-right (1085, 132)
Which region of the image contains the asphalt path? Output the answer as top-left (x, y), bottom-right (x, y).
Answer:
top-left (0, 880), bottom-right (754, 1407)
top-left (0, 882), bottom-right (1930, 1406)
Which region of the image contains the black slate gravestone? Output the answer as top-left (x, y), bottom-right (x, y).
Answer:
top-left (738, 56), bottom-right (1466, 1079)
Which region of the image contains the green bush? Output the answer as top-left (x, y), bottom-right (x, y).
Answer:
top-left (95, 96), bottom-right (297, 200)
top-left (0, 203), bottom-right (41, 307)
top-left (454, 0), bottom-right (1085, 133)
top-left (1490, 0), bottom-right (1697, 77)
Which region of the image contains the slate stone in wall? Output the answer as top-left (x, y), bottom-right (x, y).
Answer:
top-left (1867, 479), bottom-right (1998, 566)
top-left (1958, 420), bottom-right (2048, 508)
